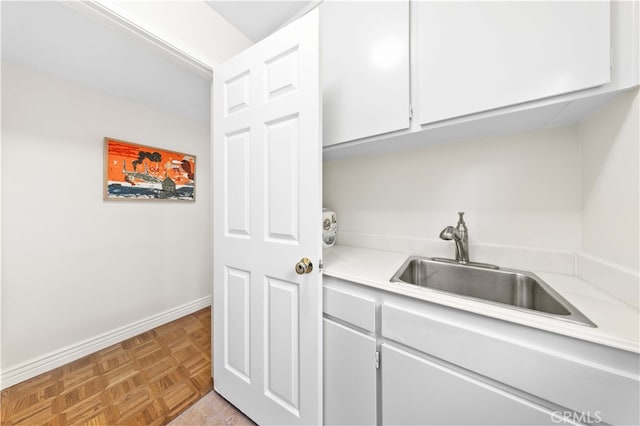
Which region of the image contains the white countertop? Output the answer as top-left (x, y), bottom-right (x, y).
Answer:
top-left (323, 245), bottom-right (640, 354)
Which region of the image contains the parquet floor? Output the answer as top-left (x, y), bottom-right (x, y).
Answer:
top-left (0, 307), bottom-right (249, 426)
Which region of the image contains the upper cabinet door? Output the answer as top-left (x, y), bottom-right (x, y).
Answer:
top-left (418, 1), bottom-right (611, 125)
top-left (321, 1), bottom-right (410, 147)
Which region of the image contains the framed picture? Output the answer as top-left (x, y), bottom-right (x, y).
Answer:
top-left (104, 137), bottom-right (196, 201)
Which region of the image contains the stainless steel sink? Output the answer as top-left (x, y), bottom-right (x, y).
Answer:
top-left (390, 256), bottom-right (595, 327)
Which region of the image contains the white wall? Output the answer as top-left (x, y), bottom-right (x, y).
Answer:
top-left (323, 125), bottom-right (581, 255)
top-left (0, 62), bottom-right (211, 382)
top-left (580, 89), bottom-right (639, 271)
top-left (99, 0), bottom-right (253, 66)
top-left (323, 90), bottom-right (639, 306)
top-left (578, 88), bottom-right (639, 308)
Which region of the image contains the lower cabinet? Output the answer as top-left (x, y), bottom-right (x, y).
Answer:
top-left (323, 318), bottom-right (377, 425)
top-left (323, 276), bottom-right (640, 426)
top-left (381, 343), bottom-right (569, 426)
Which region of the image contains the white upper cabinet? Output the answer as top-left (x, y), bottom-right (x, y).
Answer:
top-left (321, 1), bottom-right (410, 147)
top-left (417, 1), bottom-right (611, 125)
top-left (323, 0), bottom-right (637, 159)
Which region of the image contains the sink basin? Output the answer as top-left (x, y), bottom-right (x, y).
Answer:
top-left (390, 256), bottom-right (595, 327)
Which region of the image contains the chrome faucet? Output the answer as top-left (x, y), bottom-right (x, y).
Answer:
top-left (440, 212), bottom-right (469, 263)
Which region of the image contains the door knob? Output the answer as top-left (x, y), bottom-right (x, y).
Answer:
top-left (295, 257), bottom-right (313, 275)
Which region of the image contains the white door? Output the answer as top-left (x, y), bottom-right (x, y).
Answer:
top-left (212, 9), bottom-right (322, 426)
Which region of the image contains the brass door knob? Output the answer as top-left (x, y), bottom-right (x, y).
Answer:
top-left (295, 258), bottom-right (313, 275)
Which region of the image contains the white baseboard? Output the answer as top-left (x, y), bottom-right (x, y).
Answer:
top-left (577, 254), bottom-right (640, 311)
top-left (0, 296), bottom-right (211, 390)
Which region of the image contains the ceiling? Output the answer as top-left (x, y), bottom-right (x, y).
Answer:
top-left (206, 1), bottom-right (317, 42)
top-left (1, 1), bottom-right (321, 124)
top-left (1, 1), bottom-right (211, 124)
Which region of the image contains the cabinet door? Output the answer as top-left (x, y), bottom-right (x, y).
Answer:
top-left (324, 318), bottom-right (377, 425)
top-left (321, 1), bottom-right (410, 146)
top-left (417, 1), bottom-right (611, 125)
top-left (381, 344), bottom-right (568, 426)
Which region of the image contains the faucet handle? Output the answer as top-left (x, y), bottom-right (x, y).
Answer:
top-left (457, 211), bottom-right (466, 224)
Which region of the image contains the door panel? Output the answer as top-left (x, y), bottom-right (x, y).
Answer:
top-left (224, 129), bottom-right (251, 237)
top-left (265, 114), bottom-right (300, 243)
top-left (265, 277), bottom-right (300, 415)
top-left (213, 9), bottom-right (321, 426)
top-left (224, 267), bottom-right (251, 383)
top-left (224, 70), bottom-right (250, 115)
top-left (265, 46), bottom-right (299, 99)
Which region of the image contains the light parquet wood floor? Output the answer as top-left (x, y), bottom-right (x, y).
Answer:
top-left (1, 307), bottom-right (250, 426)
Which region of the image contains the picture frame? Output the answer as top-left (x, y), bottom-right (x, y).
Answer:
top-left (104, 137), bottom-right (196, 201)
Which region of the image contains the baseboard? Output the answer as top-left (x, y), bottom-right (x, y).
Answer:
top-left (0, 296), bottom-right (211, 390)
top-left (577, 254), bottom-right (640, 311)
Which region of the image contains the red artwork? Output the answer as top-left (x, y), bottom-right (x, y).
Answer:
top-left (104, 138), bottom-right (195, 200)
